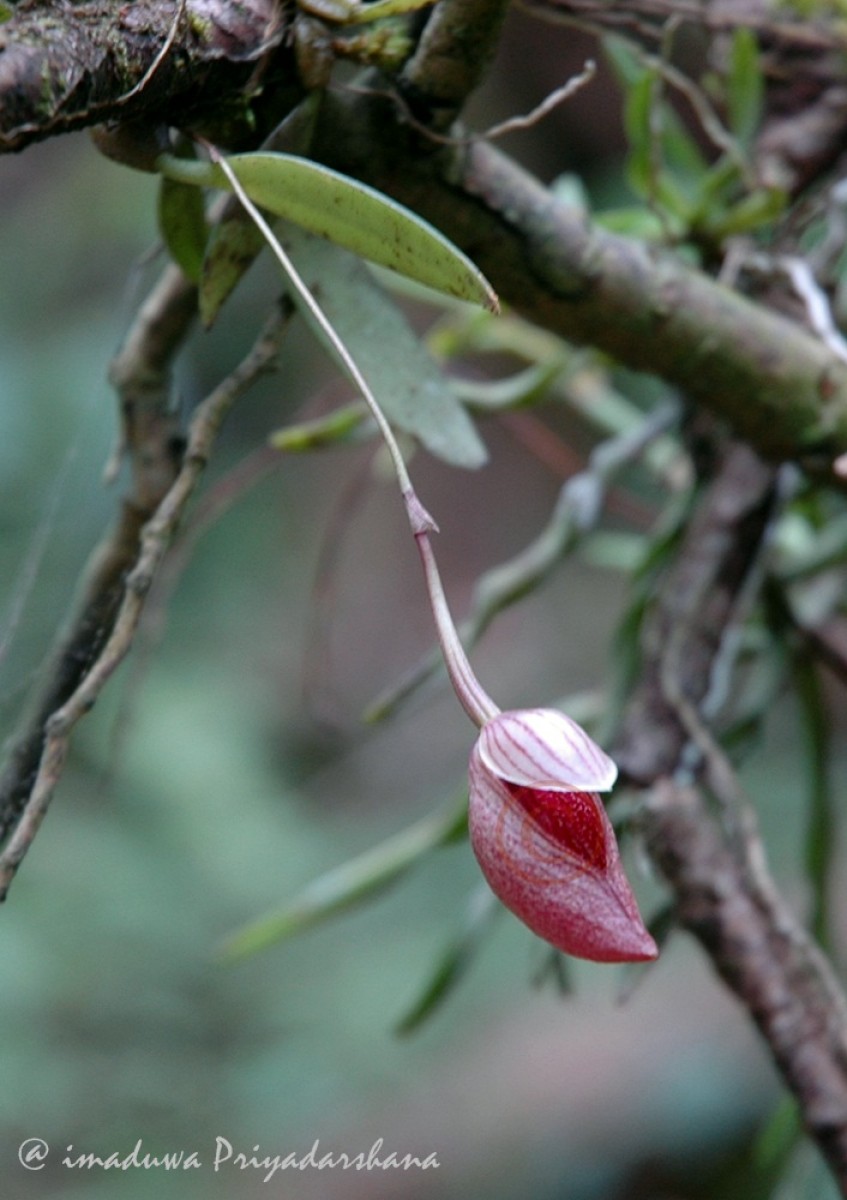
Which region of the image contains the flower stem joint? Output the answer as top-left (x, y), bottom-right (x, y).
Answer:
top-left (469, 708), bottom-right (658, 963)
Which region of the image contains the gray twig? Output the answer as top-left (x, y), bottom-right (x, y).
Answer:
top-left (0, 307), bottom-right (288, 900)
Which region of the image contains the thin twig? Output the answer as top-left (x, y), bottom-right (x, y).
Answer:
top-left (0, 263), bottom-right (197, 842)
top-left (341, 61), bottom-right (597, 147)
top-left (116, 0), bottom-right (188, 108)
top-left (0, 308), bottom-right (288, 900)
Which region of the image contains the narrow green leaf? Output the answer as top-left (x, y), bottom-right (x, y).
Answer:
top-left (660, 105), bottom-right (709, 182)
top-left (653, 171), bottom-right (696, 225)
top-left (218, 799), bottom-right (468, 962)
top-left (277, 225), bottom-right (488, 468)
top-left (200, 96), bottom-right (321, 325)
top-left (752, 1099), bottom-right (801, 1180)
top-left (394, 886), bottom-right (499, 1036)
top-left (624, 70), bottom-right (657, 198)
top-left (703, 186), bottom-right (786, 239)
top-left (453, 359), bottom-right (562, 410)
top-left (727, 29), bottom-right (764, 150)
top-left (158, 176), bottom-right (208, 282)
top-left (200, 217), bottom-right (264, 326)
top-left (604, 34), bottom-right (646, 90)
top-left (595, 206), bottom-right (666, 239)
top-left (159, 151), bottom-right (498, 310)
top-left (793, 654), bottom-right (834, 946)
top-left (270, 401), bottom-right (370, 451)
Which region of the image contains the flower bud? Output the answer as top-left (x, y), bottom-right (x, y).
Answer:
top-left (468, 709), bottom-right (657, 963)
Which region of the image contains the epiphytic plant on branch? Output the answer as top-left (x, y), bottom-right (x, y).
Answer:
top-left (3, 0), bottom-right (847, 1193)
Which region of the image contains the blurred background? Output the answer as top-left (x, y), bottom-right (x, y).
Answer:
top-left (0, 9), bottom-right (841, 1199)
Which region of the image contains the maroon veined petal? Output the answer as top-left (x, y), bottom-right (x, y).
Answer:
top-left (504, 782), bottom-right (608, 871)
top-left (468, 740), bottom-right (657, 964)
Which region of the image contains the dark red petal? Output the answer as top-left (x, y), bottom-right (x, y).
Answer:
top-left (505, 782), bottom-right (607, 871)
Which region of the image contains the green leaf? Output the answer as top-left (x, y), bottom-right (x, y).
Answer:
top-left (199, 95), bottom-right (321, 325)
top-left (200, 216), bottom-right (265, 326)
top-left (607, 34), bottom-right (710, 228)
top-left (702, 186), bottom-right (786, 239)
top-left (595, 206), bottom-right (667, 239)
top-left (270, 401), bottom-right (370, 452)
top-left (158, 151), bottom-right (498, 310)
top-left (727, 28), bottom-right (764, 150)
top-left (604, 34), bottom-right (645, 90)
top-left (623, 70), bottom-right (657, 198)
top-left (218, 799), bottom-right (468, 962)
top-left (158, 176), bottom-right (208, 282)
top-left (394, 886), bottom-right (498, 1035)
top-left (452, 359), bottom-right (562, 410)
top-left (690, 155), bottom-right (742, 215)
top-left (793, 654), bottom-right (834, 945)
top-left (277, 225), bottom-right (488, 468)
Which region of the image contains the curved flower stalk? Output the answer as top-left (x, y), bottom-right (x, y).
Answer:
top-left (214, 148), bottom-right (656, 964)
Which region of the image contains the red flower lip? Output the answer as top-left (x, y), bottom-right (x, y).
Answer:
top-left (469, 709), bottom-right (658, 964)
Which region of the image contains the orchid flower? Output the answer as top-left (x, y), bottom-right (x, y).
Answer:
top-left (469, 709), bottom-right (657, 962)
top-left (215, 151), bottom-right (657, 964)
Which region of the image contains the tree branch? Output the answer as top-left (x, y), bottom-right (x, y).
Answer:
top-left (399, 0), bottom-right (511, 129)
top-left (647, 779), bottom-right (847, 1191)
top-left (310, 93), bottom-right (847, 473)
top-left (604, 431), bottom-right (847, 1188)
top-left (613, 439), bottom-right (778, 783)
top-left (5, 2), bottom-right (847, 473)
top-left (0, 0), bottom-right (293, 152)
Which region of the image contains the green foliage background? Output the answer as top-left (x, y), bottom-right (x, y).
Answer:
top-left (0, 21), bottom-right (844, 1200)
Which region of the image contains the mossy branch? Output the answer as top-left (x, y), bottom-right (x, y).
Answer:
top-left (0, 0), bottom-right (294, 152)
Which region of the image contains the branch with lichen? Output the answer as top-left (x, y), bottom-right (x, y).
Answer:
top-left (0, 0), bottom-right (293, 153)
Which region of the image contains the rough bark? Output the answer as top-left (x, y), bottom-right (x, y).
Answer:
top-left (0, 0), bottom-right (295, 152)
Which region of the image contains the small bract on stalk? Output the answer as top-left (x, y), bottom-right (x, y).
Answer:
top-left (212, 147), bottom-right (657, 964)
